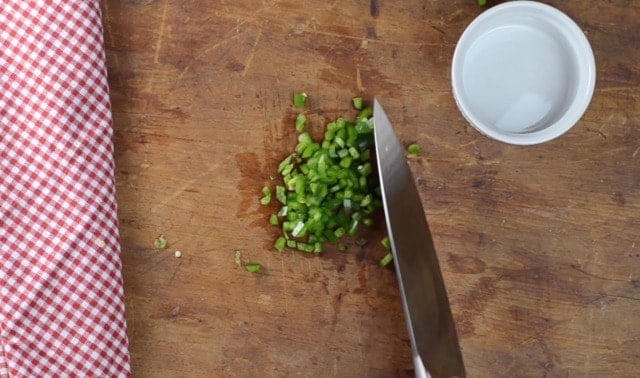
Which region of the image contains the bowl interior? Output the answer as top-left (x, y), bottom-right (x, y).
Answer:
top-left (452, 2), bottom-right (595, 144)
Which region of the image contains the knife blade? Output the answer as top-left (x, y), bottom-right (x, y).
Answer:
top-left (373, 99), bottom-right (465, 378)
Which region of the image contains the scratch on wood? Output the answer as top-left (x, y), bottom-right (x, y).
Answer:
top-left (431, 25), bottom-right (446, 35)
top-left (242, 27), bottom-right (264, 77)
top-left (150, 163), bottom-right (220, 213)
top-left (598, 299), bottom-right (608, 316)
top-left (515, 318), bottom-right (565, 347)
top-left (632, 146), bottom-right (640, 158)
top-left (356, 67), bottom-right (364, 92)
top-left (584, 306), bottom-right (594, 373)
top-left (176, 21), bottom-right (250, 83)
top-left (127, 299), bottom-right (135, 342)
top-left (102, 0), bottom-right (115, 48)
top-left (570, 264), bottom-right (629, 283)
top-left (154, 0), bottom-right (170, 64)
top-left (309, 29), bottom-right (449, 47)
top-left (370, 0), bottom-right (379, 18)
top-left (356, 321), bottom-right (365, 363)
top-left (281, 255), bottom-right (289, 315)
top-left (586, 127), bottom-right (607, 140)
top-left (599, 86), bottom-right (640, 98)
top-left (168, 258), bottom-right (183, 285)
top-left (139, 254), bottom-right (171, 276)
top-left (603, 293), bottom-right (640, 302)
top-left (110, 54), bottom-right (120, 71)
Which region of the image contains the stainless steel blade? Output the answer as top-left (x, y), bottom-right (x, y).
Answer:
top-left (373, 99), bottom-right (465, 378)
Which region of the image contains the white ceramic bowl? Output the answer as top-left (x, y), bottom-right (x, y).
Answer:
top-left (451, 1), bottom-right (596, 145)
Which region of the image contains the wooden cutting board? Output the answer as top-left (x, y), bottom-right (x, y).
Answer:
top-left (104, 0), bottom-right (640, 376)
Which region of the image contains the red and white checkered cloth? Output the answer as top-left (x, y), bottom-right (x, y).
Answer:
top-left (0, 1), bottom-right (131, 376)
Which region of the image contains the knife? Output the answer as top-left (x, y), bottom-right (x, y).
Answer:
top-left (373, 99), bottom-right (465, 378)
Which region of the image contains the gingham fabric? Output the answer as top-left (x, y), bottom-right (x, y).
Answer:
top-left (0, 1), bottom-right (131, 376)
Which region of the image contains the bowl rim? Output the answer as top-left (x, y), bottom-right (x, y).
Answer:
top-left (451, 0), bottom-right (596, 145)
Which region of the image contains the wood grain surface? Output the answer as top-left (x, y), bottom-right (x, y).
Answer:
top-left (103, 0), bottom-right (640, 376)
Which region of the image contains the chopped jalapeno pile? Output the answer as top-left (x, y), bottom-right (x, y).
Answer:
top-left (263, 94), bottom-right (383, 254)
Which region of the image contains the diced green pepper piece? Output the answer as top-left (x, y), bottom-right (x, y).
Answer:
top-left (357, 107), bottom-right (372, 121)
top-left (379, 252), bottom-right (393, 267)
top-left (293, 92), bottom-right (308, 108)
top-left (381, 236), bottom-right (391, 250)
top-left (154, 234), bottom-right (168, 249)
top-left (339, 156), bottom-right (352, 168)
top-left (276, 185), bottom-right (287, 204)
top-left (295, 113), bottom-right (307, 132)
top-left (275, 236), bottom-right (286, 252)
top-left (277, 205), bottom-right (288, 216)
top-left (278, 155), bottom-right (292, 173)
top-left (245, 262), bottom-right (262, 273)
top-left (352, 97), bottom-right (363, 110)
top-left (407, 143), bottom-right (421, 156)
top-left (260, 186), bottom-right (271, 205)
